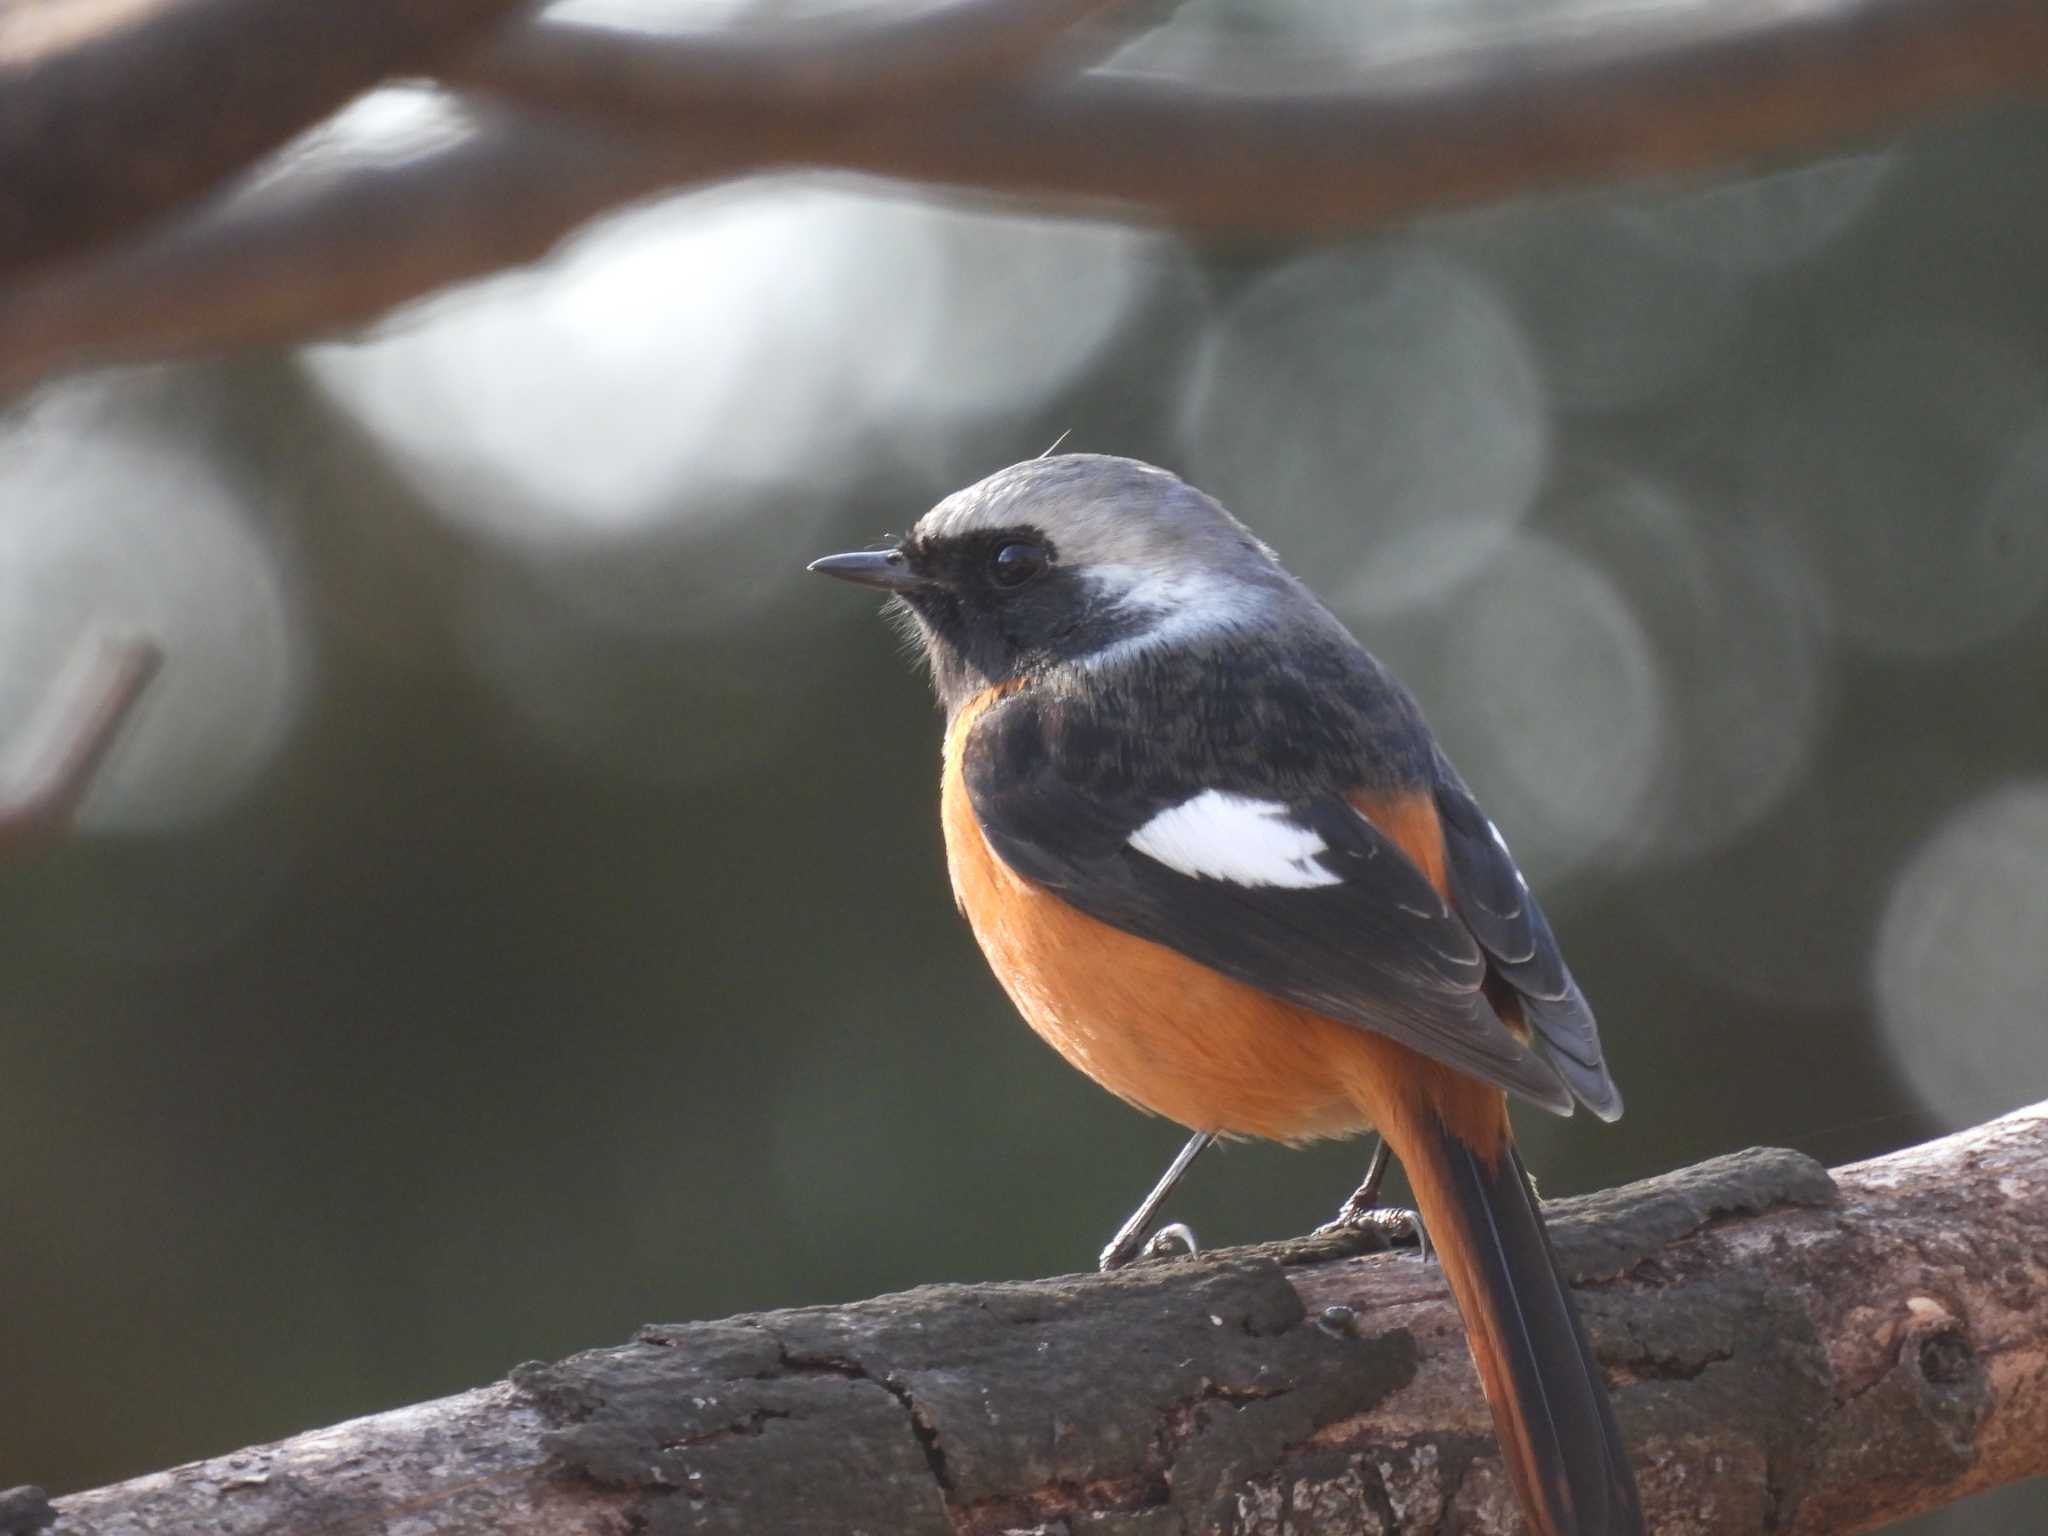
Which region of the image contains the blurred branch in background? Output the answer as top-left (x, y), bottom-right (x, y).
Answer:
top-left (450, 0), bottom-right (2048, 222)
top-left (0, 110), bottom-right (725, 396)
top-left (24, 1102), bottom-right (2048, 1536)
top-left (0, 0), bottom-right (535, 275)
top-left (3, 0), bottom-right (2047, 393)
top-left (0, 0), bottom-right (1131, 395)
top-left (0, 638), bottom-right (163, 859)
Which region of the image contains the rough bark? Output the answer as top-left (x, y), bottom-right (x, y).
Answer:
top-left (12, 1100), bottom-right (2045, 1536)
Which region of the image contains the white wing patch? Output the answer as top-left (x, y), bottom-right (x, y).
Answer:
top-left (1128, 790), bottom-right (1343, 889)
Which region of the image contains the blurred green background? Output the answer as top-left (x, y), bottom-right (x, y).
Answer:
top-left (4, 33), bottom-right (2047, 1534)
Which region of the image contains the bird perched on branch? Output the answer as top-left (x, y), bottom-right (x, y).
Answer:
top-left (811, 454), bottom-right (1642, 1536)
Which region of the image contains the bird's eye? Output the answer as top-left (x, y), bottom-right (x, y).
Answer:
top-left (990, 542), bottom-right (1050, 589)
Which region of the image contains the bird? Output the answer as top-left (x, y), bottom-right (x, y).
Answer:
top-left (809, 453), bottom-right (1642, 1536)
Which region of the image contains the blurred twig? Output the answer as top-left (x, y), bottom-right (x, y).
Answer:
top-left (0, 0), bottom-right (538, 278)
top-left (34, 1101), bottom-right (2048, 1534)
top-left (0, 638), bottom-right (164, 856)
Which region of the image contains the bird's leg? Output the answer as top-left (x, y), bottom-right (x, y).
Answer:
top-left (1315, 1137), bottom-right (1429, 1257)
top-left (1098, 1131), bottom-right (1213, 1271)
top-left (1332, 1137), bottom-right (1392, 1220)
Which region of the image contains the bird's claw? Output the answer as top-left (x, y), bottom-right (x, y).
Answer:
top-left (1099, 1220), bottom-right (1200, 1272)
top-left (1142, 1221), bottom-right (1199, 1261)
top-left (1314, 1205), bottom-right (1431, 1261)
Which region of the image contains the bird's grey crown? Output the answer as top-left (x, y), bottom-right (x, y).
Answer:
top-left (914, 454), bottom-right (1285, 580)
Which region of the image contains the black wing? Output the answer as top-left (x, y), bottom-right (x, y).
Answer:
top-left (962, 694), bottom-right (1578, 1115)
top-left (1432, 764), bottom-right (1622, 1120)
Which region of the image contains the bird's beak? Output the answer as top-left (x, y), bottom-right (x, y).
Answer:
top-left (806, 548), bottom-right (927, 592)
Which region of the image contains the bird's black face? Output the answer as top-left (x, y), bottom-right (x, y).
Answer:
top-left (809, 523), bottom-right (1142, 714)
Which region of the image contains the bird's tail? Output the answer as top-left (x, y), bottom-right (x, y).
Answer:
top-left (1397, 1110), bottom-right (1644, 1536)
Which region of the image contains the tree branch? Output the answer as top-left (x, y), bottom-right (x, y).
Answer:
top-left (18, 1100), bottom-right (2046, 1535)
top-left (0, 0), bottom-right (538, 279)
top-left (0, 637), bottom-right (163, 858)
top-left (0, 108), bottom-right (734, 394)
top-left (457, 0), bottom-right (2048, 225)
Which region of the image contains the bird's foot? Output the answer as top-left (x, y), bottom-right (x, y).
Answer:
top-left (1313, 1203), bottom-right (1430, 1261)
top-left (1098, 1220), bottom-right (1200, 1272)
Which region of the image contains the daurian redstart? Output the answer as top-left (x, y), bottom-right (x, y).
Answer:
top-left (811, 454), bottom-right (1642, 1536)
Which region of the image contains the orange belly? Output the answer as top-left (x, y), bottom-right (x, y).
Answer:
top-left (939, 691), bottom-right (1505, 1149)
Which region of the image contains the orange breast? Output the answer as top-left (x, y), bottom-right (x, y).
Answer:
top-left (940, 772), bottom-right (1358, 1140)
